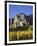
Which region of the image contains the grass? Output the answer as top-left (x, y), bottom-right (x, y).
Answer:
top-left (9, 25), bottom-right (33, 41)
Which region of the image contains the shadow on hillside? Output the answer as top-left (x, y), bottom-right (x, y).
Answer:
top-left (9, 25), bottom-right (30, 32)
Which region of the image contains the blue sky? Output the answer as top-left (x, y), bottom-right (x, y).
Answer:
top-left (9, 5), bottom-right (33, 18)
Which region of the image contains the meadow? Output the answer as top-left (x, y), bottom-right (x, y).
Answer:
top-left (9, 25), bottom-right (33, 41)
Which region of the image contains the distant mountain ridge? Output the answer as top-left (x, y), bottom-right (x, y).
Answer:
top-left (24, 14), bottom-right (33, 25)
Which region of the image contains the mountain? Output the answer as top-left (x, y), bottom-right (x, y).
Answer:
top-left (9, 13), bottom-right (33, 28)
top-left (25, 14), bottom-right (33, 25)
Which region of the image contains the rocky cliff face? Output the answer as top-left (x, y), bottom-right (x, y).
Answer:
top-left (9, 13), bottom-right (33, 28)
